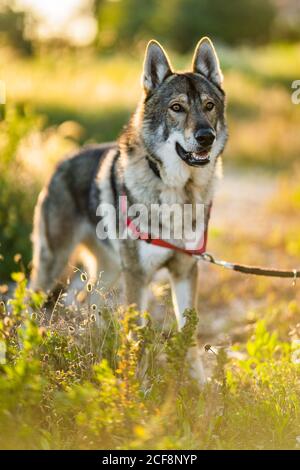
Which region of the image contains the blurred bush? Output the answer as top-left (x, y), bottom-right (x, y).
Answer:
top-left (0, 106), bottom-right (41, 280)
top-left (0, 1), bottom-right (35, 55)
top-left (0, 105), bottom-right (77, 281)
top-left (1, 275), bottom-right (300, 449)
top-left (94, 0), bottom-right (277, 52)
top-left (1, 0), bottom-right (299, 55)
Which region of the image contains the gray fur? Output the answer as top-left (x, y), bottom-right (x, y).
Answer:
top-left (31, 38), bottom-right (228, 384)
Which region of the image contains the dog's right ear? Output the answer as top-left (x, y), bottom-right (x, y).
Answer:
top-left (192, 37), bottom-right (223, 87)
top-left (142, 40), bottom-right (173, 94)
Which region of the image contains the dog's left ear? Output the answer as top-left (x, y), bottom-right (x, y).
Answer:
top-left (192, 37), bottom-right (223, 87)
top-left (142, 40), bottom-right (173, 93)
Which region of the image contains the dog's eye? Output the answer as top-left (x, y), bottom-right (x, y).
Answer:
top-left (170, 103), bottom-right (184, 112)
top-left (205, 101), bottom-right (215, 111)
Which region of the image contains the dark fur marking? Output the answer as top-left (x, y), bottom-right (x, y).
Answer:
top-left (162, 122), bottom-right (169, 140)
top-left (190, 72), bottom-right (225, 96)
top-left (88, 149), bottom-right (111, 225)
top-left (43, 195), bottom-right (54, 252)
top-left (183, 73), bottom-right (201, 102)
top-left (150, 60), bottom-right (158, 88)
top-left (110, 150), bottom-right (120, 209)
top-left (62, 145), bottom-right (111, 217)
top-left (144, 71), bottom-right (174, 103)
top-left (146, 155), bottom-right (161, 179)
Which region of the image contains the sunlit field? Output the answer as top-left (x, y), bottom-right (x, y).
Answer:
top-left (1, 43), bottom-right (300, 449)
top-left (2, 43), bottom-right (300, 165)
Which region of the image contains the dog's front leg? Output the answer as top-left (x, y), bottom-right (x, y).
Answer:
top-left (119, 242), bottom-right (144, 307)
top-left (169, 261), bottom-right (198, 330)
top-left (123, 269), bottom-right (146, 310)
top-left (169, 261), bottom-right (206, 385)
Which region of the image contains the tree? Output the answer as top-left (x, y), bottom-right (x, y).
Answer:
top-left (93, 0), bottom-right (157, 50)
top-left (92, 0), bottom-right (277, 53)
top-left (155, 0), bottom-right (277, 53)
top-left (0, 1), bottom-right (34, 55)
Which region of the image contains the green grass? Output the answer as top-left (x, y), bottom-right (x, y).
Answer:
top-left (1, 275), bottom-right (300, 450)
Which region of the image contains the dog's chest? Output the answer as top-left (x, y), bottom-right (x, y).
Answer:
top-left (137, 184), bottom-right (210, 276)
top-left (138, 242), bottom-right (172, 277)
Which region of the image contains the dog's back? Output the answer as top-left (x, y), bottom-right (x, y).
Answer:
top-left (30, 143), bottom-right (116, 292)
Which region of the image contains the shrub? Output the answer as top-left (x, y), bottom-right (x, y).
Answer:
top-left (0, 105), bottom-right (42, 280)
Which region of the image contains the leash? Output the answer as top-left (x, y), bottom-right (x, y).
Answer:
top-left (196, 252), bottom-right (300, 281)
top-left (121, 191), bottom-right (299, 281)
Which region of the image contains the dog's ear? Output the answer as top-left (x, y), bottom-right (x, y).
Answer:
top-left (142, 40), bottom-right (172, 93)
top-left (192, 37), bottom-right (223, 87)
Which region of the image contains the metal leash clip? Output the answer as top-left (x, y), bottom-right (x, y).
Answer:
top-left (293, 269), bottom-right (297, 287)
top-left (199, 252), bottom-right (215, 263)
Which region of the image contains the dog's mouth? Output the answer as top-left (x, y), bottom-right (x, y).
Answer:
top-left (175, 142), bottom-right (211, 167)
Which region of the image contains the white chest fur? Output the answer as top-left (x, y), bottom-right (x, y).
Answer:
top-left (138, 241), bottom-right (171, 279)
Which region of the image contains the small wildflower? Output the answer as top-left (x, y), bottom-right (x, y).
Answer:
top-left (11, 272), bottom-right (25, 282)
top-left (86, 282), bottom-right (93, 292)
top-left (90, 313), bottom-right (96, 322)
top-left (0, 285), bottom-right (8, 295)
top-left (76, 291), bottom-right (86, 303)
top-left (204, 344), bottom-right (217, 355)
top-left (38, 327), bottom-right (47, 338)
top-left (3, 317), bottom-right (12, 327)
top-left (14, 253), bottom-right (22, 263)
top-left (134, 425), bottom-right (147, 438)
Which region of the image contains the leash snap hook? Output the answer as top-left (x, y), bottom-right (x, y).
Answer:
top-left (201, 252), bottom-right (215, 263)
top-left (293, 269), bottom-right (298, 287)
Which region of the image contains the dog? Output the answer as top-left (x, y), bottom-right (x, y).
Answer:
top-left (31, 37), bottom-right (227, 383)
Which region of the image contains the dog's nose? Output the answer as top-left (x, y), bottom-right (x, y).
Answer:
top-left (195, 129), bottom-right (216, 147)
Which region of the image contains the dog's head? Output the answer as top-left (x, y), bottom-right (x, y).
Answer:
top-left (138, 38), bottom-right (227, 183)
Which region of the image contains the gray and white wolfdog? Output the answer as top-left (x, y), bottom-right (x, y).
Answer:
top-left (31, 37), bottom-right (227, 383)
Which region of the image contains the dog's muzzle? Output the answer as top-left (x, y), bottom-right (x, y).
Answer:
top-left (175, 142), bottom-right (211, 167)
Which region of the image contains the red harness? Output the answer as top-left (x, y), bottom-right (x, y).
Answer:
top-left (121, 194), bottom-right (211, 256)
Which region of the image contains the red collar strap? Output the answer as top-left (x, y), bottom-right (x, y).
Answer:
top-left (121, 194), bottom-right (211, 256)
